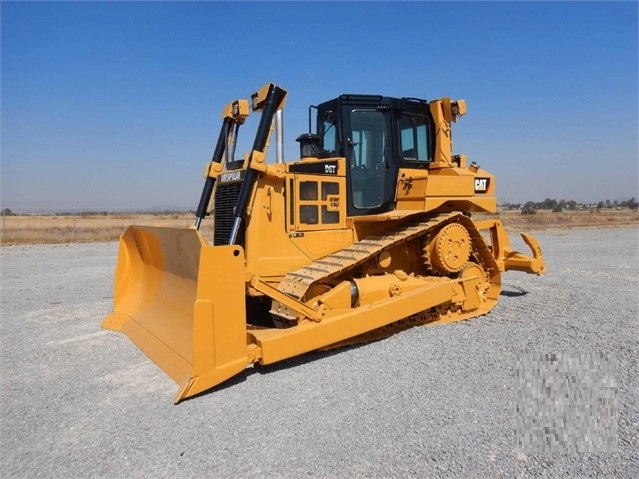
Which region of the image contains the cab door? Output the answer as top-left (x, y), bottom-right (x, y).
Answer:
top-left (343, 108), bottom-right (396, 216)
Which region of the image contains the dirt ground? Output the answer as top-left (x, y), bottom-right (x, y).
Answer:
top-left (0, 226), bottom-right (637, 478)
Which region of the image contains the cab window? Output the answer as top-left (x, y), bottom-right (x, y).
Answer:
top-left (400, 114), bottom-right (430, 163)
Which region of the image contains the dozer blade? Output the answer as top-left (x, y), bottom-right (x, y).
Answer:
top-left (102, 226), bottom-right (251, 403)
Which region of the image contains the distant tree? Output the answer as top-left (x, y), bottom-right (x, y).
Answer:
top-left (515, 197), bottom-right (637, 212)
top-left (1, 208), bottom-right (13, 216)
top-left (521, 202), bottom-right (537, 215)
top-left (502, 202), bottom-right (521, 210)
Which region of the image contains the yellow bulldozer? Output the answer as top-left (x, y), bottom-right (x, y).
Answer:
top-left (102, 83), bottom-right (545, 403)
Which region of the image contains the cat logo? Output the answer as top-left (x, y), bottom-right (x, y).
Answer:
top-left (219, 170), bottom-right (244, 183)
top-left (474, 178), bottom-right (490, 193)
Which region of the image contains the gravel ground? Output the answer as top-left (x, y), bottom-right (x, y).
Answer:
top-left (1, 227), bottom-right (637, 478)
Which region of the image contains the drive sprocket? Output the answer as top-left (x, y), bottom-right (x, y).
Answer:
top-left (423, 222), bottom-right (472, 274)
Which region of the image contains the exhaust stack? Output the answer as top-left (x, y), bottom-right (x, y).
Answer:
top-left (275, 109), bottom-right (284, 163)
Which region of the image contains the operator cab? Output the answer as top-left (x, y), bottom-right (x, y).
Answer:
top-left (309, 94), bottom-right (435, 217)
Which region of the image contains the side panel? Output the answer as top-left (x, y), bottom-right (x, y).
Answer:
top-left (243, 175), bottom-right (310, 281)
top-left (244, 158), bottom-right (355, 282)
top-left (395, 167), bottom-right (497, 213)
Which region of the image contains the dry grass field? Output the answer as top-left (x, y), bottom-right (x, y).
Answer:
top-left (476, 208), bottom-right (638, 231)
top-left (0, 213), bottom-right (194, 245)
top-left (0, 209), bottom-right (637, 245)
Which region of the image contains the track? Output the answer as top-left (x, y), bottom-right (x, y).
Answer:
top-left (271, 212), bottom-right (500, 324)
top-left (278, 213), bottom-right (453, 298)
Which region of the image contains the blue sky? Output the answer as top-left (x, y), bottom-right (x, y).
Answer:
top-left (1, 1), bottom-right (637, 212)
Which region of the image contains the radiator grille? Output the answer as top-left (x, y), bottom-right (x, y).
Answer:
top-left (213, 180), bottom-right (242, 246)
